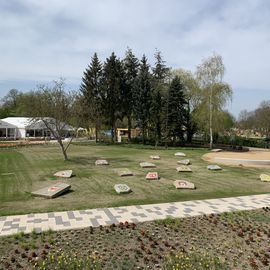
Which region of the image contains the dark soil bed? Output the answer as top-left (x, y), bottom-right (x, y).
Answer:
top-left (1, 208), bottom-right (270, 269)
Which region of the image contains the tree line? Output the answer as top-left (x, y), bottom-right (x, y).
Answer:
top-left (77, 49), bottom-right (233, 146)
top-left (238, 101), bottom-right (270, 138)
top-left (0, 49), bottom-right (233, 155)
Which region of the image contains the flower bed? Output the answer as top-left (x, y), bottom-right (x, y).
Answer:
top-left (1, 208), bottom-right (270, 269)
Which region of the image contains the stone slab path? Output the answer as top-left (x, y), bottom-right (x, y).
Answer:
top-left (1, 194), bottom-right (270, 236)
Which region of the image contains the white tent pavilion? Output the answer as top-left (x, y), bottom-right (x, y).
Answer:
top-left (0, 117), bottom-right (73, 140)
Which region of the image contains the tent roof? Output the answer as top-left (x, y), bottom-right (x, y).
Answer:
top-left (0, 119), bottom-right (17, 128)
top-left (1, 117), bottom-right (73, 130)
top-left (1, 117), bottom-right (33, 128)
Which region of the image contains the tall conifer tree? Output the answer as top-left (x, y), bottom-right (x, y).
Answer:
top-left (166, 76), bottom-right (187, 145)
top-left (101, 52), bottom-right (123, 143)
top-left (80, 52), bottom-right (102, 141)
top-left (151, 50), bottom-right (169, 146)
top-left (122, 48), bottom-right (139, 141)
top-left (133, 55), bottom-right (152, 144)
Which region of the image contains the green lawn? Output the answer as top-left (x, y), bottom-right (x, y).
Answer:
top-left (0, 143), bottom-right (270, 216)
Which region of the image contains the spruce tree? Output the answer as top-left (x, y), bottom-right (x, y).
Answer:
top-left (80, 52), bottom-right (102, 142)
top-left (122, 48), bottom-right (139, 142)
top-left (166, 76), bottom-right (187, 145)
top-left (133, 55), bottom-right (152, 144)
top-left (101, 52), bottom-right (123, 143)
top-left (151, 50), bottom-right (169, 146)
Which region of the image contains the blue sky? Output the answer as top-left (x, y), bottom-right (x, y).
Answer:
top-left (0, 0), bottom-right (269, 117)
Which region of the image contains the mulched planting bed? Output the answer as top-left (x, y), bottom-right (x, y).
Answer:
top-left (1, 208), bottom-right (270, 269)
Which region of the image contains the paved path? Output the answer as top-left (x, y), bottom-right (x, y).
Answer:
top-left (1, 194), bottom-right (270, 236)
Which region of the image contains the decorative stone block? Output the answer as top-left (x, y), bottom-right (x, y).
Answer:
top-left (176, 165), bottom-right (192, 172)
top-left (211, 149), bottom-right (222, 152)
top-left (175, 152), bottom-right (186, 157)
top-left (140, 162), bottom-right (156, 168)
top-left (150, 155), bottom-right (160, 160)
top-left (116, 168), bottom-right (133, 177)
top-left (54, 170), bottom-right (73, 178)
top-left (177, 159), bottom-right (190, 165)
top-left (260, 174), bottom-right (270, 182)
top-left (114, 184), bottom-right (131, 194)
top-left (95, 159), bottom-right (109, 166)
top-left (31, 183), bottom-right (71, 199)
top-left (146, 172), bottom-right (159, 180)
top-left (174, 180), bottom-right (195, 189)
top-left (207, 165), bottom-right (222, 171)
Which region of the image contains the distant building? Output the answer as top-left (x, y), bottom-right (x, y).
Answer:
top-left (0, 117), bottom-right (73, 140)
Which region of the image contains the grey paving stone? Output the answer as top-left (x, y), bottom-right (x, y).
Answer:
top-left (131, 212), bottom-right (147, 218)
top-left (55, 216), bottom-right (65, 225)
top-left (79, 210), bottom-right (93, 215)
top-left (105, 220), bottom-right (118, 225)
top-left (3, 221), bottom-right (14, 227)
top-left (93, 215), bottom-right (102, 219)
top-left (212, 209), bottom-right (222, 213)
top-left (204, 201), bottom-right (216, 205)
top-left (90, 218), bottom-right (100, 227)
top-left (102, 208), bottom-right (121, 223)
top-left (145, 209), bottom-right (163, 215)
top-left (48, 213), bottom-right (55, 218)
top-left (17, 227), bottom-right (27, 232)
top-left (227, 206), bottom-right (239, 211)
top-left (5, 223), bottom-right (20, 229)
top-left (209, 205), bottom-right (219, 209)
top-left (181, 203), bottom-right (196, 207)
top-left (66, 211), bottom-right (83, 221)
top-left (165, 206), bottom-right (178, 214)
top-left (27, 218), bottom-right (49, 224)
top-left (183, 208), bottom-right (193, 213)
top-left (219, 199), bottom-right (229, 203)
top-left (62, 221), bottom-right (71, 227)
top-left (1, 227), bottom-right (12, 231)
top-left (191, 201), bottom-right (201, 204)
top-left (33, 227), bottom-right (42, 233)
top-left (113, 208), bottom-right (129, 214)
top-left (67, 211), bottom-right (76, 219)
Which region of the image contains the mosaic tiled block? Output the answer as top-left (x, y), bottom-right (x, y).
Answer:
top-left (174, 152), bottom-right (186, 157)
top-left (150, 155), bottom-right (160, 160)
top-left (116, 168), bottom-right (133, 177)
top-left (260, 174), bottom-right (270, 182)
top-left (177, 159), bottom-right (190, 165)
top-left (176, 165), bottom-right (192, 172)
top-left (174, 180), bottom-right (195, 189)
top-left (207, 165), bottom-right (222, 171)
top-left (140, 162), bottom-right (156, 168)
top-left (31, 183), bottom-right (71, 199)
top-left (95, 160), bottom-right (109, 166)
top-left (146, 172), bottom-right (159, 180)
top-left (54, 170), bottom-right (72, 178)
top-left (114, 184), bottom-right (132, 194)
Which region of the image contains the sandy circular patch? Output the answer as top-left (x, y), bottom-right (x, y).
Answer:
top-left (202, 150), bottom-right (270, 167)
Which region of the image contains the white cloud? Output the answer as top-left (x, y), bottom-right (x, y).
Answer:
top-left (0, 0), bottom-right (269, 116)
